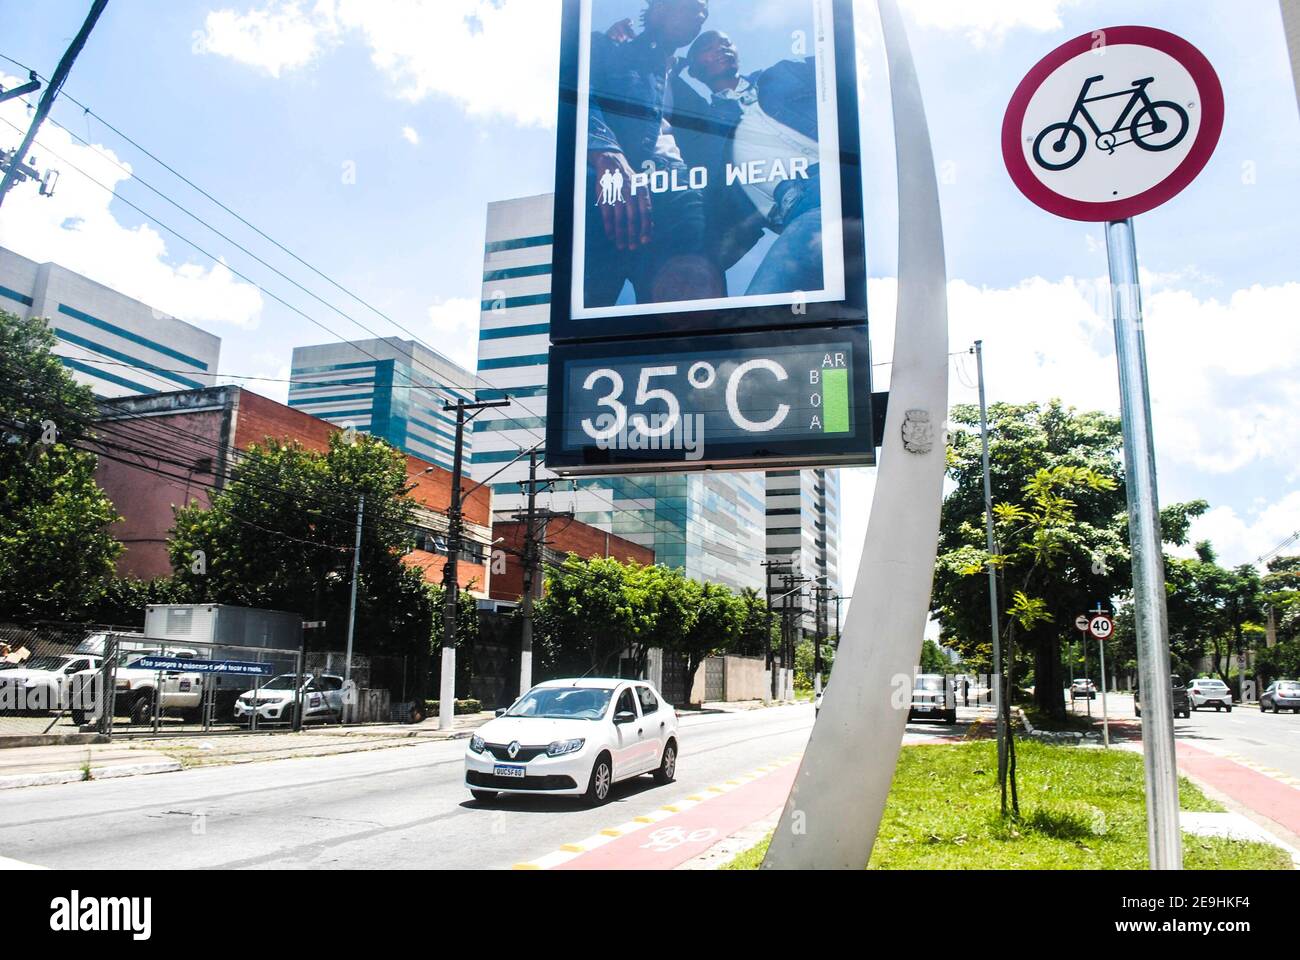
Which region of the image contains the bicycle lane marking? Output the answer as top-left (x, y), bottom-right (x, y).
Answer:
top-left (511, 756), bottom-right (800, 871)
top-left (1176, 741), bottom-right (1300, 837)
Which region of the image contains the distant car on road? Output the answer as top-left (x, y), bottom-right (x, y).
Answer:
top-left (1135, 675), bottom-right (1191, 719)
top-left (465, 678), bottom-right (678, 806)
top-left (1260, 680), bottom-right (1300, 714)
top-left (1188, 678), bottom-right (1233, 712)
top-left (909, 673), bottom-right (956, 724)
top-left (235, 673), bottom-right (344, 726)
top-left (1069, 678), bottom-right (1097, 700)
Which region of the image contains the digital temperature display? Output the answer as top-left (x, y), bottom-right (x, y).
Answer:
top-left (546, 326), bottom-right (874, 474)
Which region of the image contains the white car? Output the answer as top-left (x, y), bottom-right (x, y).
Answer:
top-left (1069, 678), bottom-right (1097, 700)
top-left (234, 674), bottom-right (344, 726)
top-left (0, 654), bottom-right (102, 713)
top-left (465, 678), bottom-right (678, 806)
top-left (1188, 678), bottom-right (1233, 712)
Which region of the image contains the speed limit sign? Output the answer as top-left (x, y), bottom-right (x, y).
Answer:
top-left (1089, 615), bottom-right (1114, 640)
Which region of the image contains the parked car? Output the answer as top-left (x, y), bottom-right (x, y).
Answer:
top-left (68, 648), bottom-right (206, 725)
top-left (1069, 678), bottom-right (1097, 700)
top-left (909, 673), bottom-right (956, 724)
top-left (1260, 680), bottom-right (1300, 714)
top-left (235, 673), bottom-right (343, 726)
top-left (0, 654), bottom-right (102, 714)
top-left (1188, 677), bottom-right (1233, 712)
top-left (1135, 675), bottom-right (1191, 719)
top-left (464, 678), bottom-right (678, 806)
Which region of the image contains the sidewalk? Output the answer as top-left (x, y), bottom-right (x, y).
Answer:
top-left (0, 712), bottom-right (494, 788)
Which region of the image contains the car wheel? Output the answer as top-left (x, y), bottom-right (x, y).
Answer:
top-left (1226, 705), bottom-right (1232, 713)
top-left (585, 752), bottom-right (614, 806)
top-left (129, 693), bottom-right (153, 725)
top-left (945, 710), bottom-right (958, 724)
top-left (653, 739), bottom-right (677, 785)
top-left (70, 708), bottom-right (86, 726)
top-left (1260, 704), bottom-right (1266, 713)
top-left (282, 704), bottom-right (298, 728)
top-left (1190, 703), bottom-right (1197, 711)
top-left (470, 789), bottom-right (497, 803)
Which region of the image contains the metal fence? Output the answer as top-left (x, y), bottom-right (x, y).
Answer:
top-left (1, 623), bottom-right (428, 739)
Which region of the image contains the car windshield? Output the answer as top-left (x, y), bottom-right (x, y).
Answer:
top-left (261, 676), bottom-right (299, 691)
top-left (1199, 680), bottom-right (1227, 688)
top-left (506, 687), bottom-right (614, 720)
top-left (914, 676), bottom-right (944, 691)
top-left (1278, 682), bottom-right (1300, 693)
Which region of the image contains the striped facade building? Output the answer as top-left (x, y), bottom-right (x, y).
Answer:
top-left (0, 246), bottom-right (221, 398)
top-left (287, 338), bottom-right (475, 472)
top-left (765, 469), bottom-right (843, 638)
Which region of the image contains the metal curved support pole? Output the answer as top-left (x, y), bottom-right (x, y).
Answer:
top-left (762, 0), bottom-right (948, 870)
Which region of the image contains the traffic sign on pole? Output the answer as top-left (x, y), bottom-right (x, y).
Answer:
top-left (1004, 26), bottom-right (1224, 871)
top-left (1075, 614), bottom-right (1090, 632)
top-left (1088, 614), bottom-right (1114, 641)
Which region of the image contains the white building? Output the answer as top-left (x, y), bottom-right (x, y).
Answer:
top-left (765, 469), bottom-right (843, 638)
top-left (0, 246), bottom-right (221, 398)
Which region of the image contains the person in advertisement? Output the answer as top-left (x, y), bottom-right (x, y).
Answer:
top-left (583, 0), bottom-right (835, 312)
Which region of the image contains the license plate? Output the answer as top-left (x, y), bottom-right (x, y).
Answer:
top-left (494, 765), bottom-right (525, 779)
top-left (914, 705), bottom-right (931, 712)
top-left (179, 680), bottom-right (191, 691)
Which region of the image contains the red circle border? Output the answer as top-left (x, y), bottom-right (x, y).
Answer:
top-left (1001, 25), bottom-right (1225, 222)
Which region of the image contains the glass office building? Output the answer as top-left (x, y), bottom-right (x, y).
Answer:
top-left (288, 338), bottom-right (475, 472)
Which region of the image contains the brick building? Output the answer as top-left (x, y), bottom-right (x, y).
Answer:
top-left (90, 386), bottom-right (493, 594)
top-left (490, 517), bottom-right (654, 604)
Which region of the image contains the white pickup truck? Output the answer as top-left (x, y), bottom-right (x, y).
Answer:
top-left (70, 648), bottom-right (207, 725)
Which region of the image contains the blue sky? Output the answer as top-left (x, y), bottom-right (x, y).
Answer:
top-left (1, 0), bottom-right (1298, 598)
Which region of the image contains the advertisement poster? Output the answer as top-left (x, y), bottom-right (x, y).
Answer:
top-left (552, 0), bottom-right (866, 340)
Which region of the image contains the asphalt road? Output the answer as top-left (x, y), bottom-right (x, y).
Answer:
top-left (1097, 691), bottom-right (1300, 780)
top-left (0, 704), bottom-right (820, 870)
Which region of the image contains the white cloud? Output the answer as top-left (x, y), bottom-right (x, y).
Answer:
top-left (1181, 495), bottom-right (1300, 569)
top-left (838, 273), bottom-right (1300, 585)
top-left (200, 0), bottom-right (338, 78)
top-left (426, 297), bottom-right (480, 373)
top-left (400, 125), bottom-right (420, 146)
top-left (201, 0), bottom-right (562, 127)
top-left (899, 0), bottom-right (1079, 46)
top-left (0, 75), bottom-right (263, 332)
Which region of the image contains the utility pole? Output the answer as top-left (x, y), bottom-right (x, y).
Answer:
top-left (439, 398), bottom-right (511, 730)
top-left (0, 0), bottom-right (109, 209)
top-left (973, 341), bottom-right (1007, 791)
top-left (760, 560), bottom-right (792, 701)
top-left (343, 495), bottom-right (364, 695)
top-left (780, 572), bottom-right (811, 700)
top-left (514, 448), bottom-right (572, 698)
top-left (813, 580), bottom-right (829, 695)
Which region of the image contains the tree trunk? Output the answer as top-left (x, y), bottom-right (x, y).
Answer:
top-left (1033, 634), bottom-right (1066, 719)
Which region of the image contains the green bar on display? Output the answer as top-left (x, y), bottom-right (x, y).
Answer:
top-left (822, 368), bottom-right (850, 433)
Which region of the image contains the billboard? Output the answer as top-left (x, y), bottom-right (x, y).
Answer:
top-left (546, 0), bottom-right (872, 474)
top-left (551, 0), bottom-right (866, 340)
top-left (546, 326), bottom-right (873, 474)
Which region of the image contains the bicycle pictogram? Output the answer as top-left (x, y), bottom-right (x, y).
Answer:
top-left (1032, 75), bottom-right (1190, 172)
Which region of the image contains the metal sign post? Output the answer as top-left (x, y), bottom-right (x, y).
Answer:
top-left (1004, 24), bottom-right (1224, 871)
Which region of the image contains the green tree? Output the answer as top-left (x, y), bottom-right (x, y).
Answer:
top-left (168, 432), bottom-right (434, 664)
top-left (934, 401), bottom-right (1205, 718)
top-left (735, 586), bottom-right (777, 658)
top-left (535, 555), bottom-right (646, 676)
top-left (668, 580), bottom-right (742, 705)
top-left (919, 638), bottom-right (951, 674)
top-left (0, 311), bottom-right (122, 620)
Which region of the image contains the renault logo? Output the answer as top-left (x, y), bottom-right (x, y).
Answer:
top-left (507, 741), bottom-right (521, 759)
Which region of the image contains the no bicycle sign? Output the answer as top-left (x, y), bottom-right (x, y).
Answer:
top-left (1002, 25), bottom-right (1224, 222)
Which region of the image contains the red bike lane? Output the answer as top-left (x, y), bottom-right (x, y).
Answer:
top-left (1175, 741), bottom-right (1300, 838)
top-left (553, 761), bottom-right (800, 870)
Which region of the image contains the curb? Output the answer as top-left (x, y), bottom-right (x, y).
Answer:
top-left (0, 734), bottom-right (110, 750)
top-left (0, 760), bottom-right (182, 791)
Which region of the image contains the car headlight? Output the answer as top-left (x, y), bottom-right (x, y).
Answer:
top-left (469, 734), bottom-right (486, 754)
top-left (547, 738), bottom-right (585, 757)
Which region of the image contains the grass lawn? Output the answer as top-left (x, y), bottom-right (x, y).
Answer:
top-left (724, 740), bottom-right (1292, 870)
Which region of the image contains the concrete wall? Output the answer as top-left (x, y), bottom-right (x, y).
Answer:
top-left (688, 654), bottom-right (768, 704)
